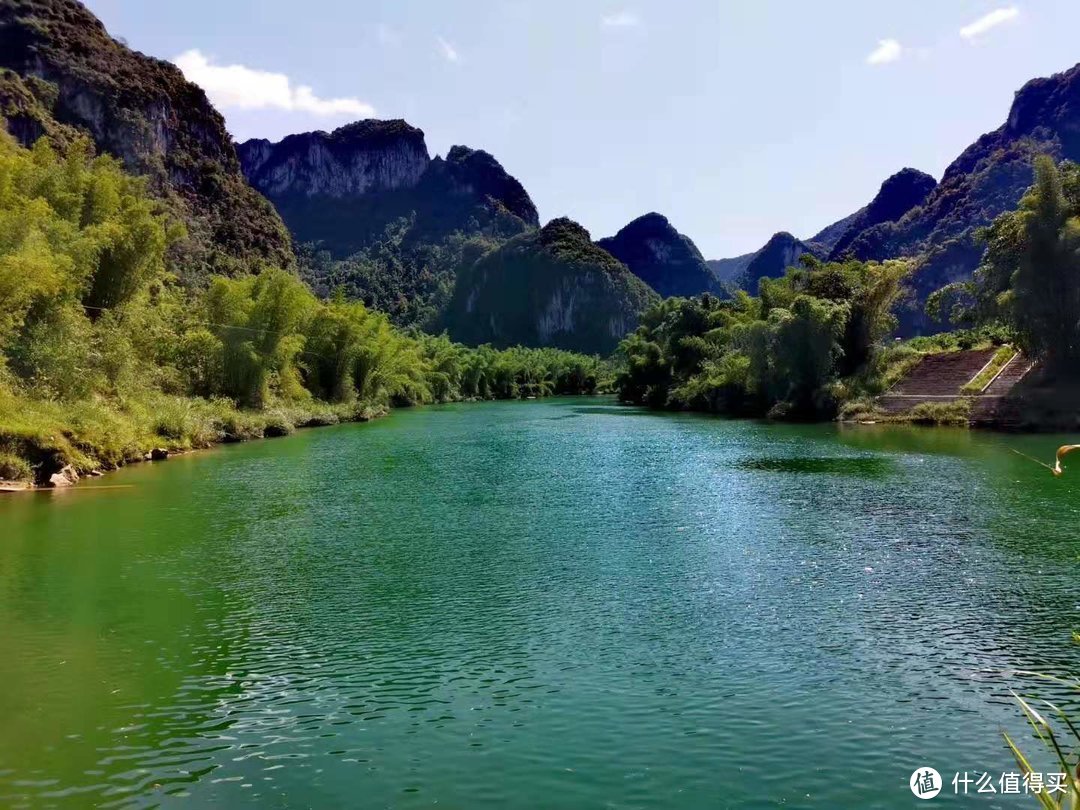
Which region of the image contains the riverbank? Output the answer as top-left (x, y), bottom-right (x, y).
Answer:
top-left (840, 362), bottom-right (1080, 432)
top-left (0, 383), bottom-right (624, 490)
top-left (0, 388), bottom-right (392, 490)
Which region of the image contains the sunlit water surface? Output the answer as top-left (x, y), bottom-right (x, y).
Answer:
top-left (2, 398), bottom-right (1080, 808)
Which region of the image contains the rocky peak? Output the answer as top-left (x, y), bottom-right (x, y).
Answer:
top-left (539, 216), bottom-right (593, 247)
top-left (863, 168), bottom-right (937, 224)
top-left (601, 212), bottom-right (686, 259)
top-left (739, 231), bottom-right (815, 291)
top-left (443, 215), bottom-right (656, 353)
top-left (1005, 62), bottom-right (1080, 143)
top-left (238, 119), bottom-right (430, 198)
top-left (943, 62), bottom-right (1080, 185)
top-left (422, 145), bottom-right (539, 227)
top-left (236, 120), bottom-right (540, 257)
top-left (826, 168), bottom-right (936, 259)
top-left (596, 212), bottom-right (716, 298)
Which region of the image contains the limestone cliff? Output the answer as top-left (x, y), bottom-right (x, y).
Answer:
top-left (237, 120), bottom-right (430, 198)
top-left (0, 0), bottom-right (294, 275)
top-left (242, 121), bottom-right (542, 328)
top-left (238, 124), bottom-right (538, 257)
top-left (443, 218), bottom-right (658, 353)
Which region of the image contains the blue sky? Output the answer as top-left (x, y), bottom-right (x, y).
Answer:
top-left (84, 1), bottom-right (1080, 257)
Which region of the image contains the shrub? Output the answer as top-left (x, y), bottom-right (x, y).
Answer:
top-left (908, 399), bottom-right (972, 426)
top-left (0, 452), bottom-right (32, 482)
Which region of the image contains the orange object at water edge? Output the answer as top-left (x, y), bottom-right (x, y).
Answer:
top-left (1053, 445), bottom-right (1080, 476)
top-left (1011, 444), bottom-right (1080, 476)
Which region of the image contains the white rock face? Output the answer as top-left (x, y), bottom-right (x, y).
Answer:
top-left (645, 238), bottom-right (673, 263)
top-left (261, 142), bottom-right (427, 197)
top-left (238, 122), bottom-right (431, 199)
top-left (537, 284), bottom-right (578, 343)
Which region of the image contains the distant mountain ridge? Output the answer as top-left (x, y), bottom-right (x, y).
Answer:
top-left (706, 252), bottom-right (756, 285)
top-left (709, 169), bottom-right (938, 295)
top-left (704, 61), bottom-right (1080, 333)
top-left (843, 61), bottom-right (1080, 330)
top-left (596, 212), bottom-right (718, 297)
top-left (14, 0), bottom-right (1079, 349)
top-left (240, 121), bottom-right (661, 353)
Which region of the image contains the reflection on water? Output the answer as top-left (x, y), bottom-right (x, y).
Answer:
top-left (837, 421), bottom-right (982, 457)
top-left (1, 398), bottom-right (1079, 808)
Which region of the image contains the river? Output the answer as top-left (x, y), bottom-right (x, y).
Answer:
top-left (2, 397), bottom-right (1079, 807)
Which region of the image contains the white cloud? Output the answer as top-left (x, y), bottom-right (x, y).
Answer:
top-left (960, 7), bottom-right (1020, 40)
top-left (602, 11), bottom-right (641, 28)
top-left (437, 37), bottom-right (460, 63)
top-left (376, 24), bottom-right (400, 47)
top-left (173, 50), bottom-right (374, 116)
top-left (866, 38), bottom-right (903, 65)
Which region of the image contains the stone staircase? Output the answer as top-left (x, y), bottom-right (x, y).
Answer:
top-left (982, 352), bottom-right (1036, 396)
top-left (877, 348), bottom-right (997, 415)
top-left (876, 348), bottom-right (1035, 421)
top-left (970, 353), bottom-right (1036, 427)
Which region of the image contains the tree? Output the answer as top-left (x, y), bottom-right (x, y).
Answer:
top-left (930, 156), bottom-right (1080, 373)
top-left (767, 295), bottom-right (848, 416)
top-left (204, 269), bottom-right (316, 407)
top-left (617, 257), bottom-right (908, 418)
top-left (1007, 157), bottom-right (1080, 368)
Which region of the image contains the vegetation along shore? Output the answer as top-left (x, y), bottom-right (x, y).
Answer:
top-left (5, 0), bottom-right (1080, 492)
top-left (615, 156), bottom-right (1080, 433)
top-left (0, 130), bottom-right (608, 488)
top-left (4, 132), bottom-right (1080, 492)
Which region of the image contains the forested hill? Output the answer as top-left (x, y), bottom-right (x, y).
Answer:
top-left (844, 60), bottom-right (1080, 331)
top-left (237, 121), bottom-right (664, 348)
top-left (596, 213), bottom-right (719, 298)
top-left (707, 61), bottom-right (1080, 334)
top-left (236, 123), bottom-right (543, 329)
top-left (0, 0), bottom-right (293, 277)
top-left (443, 218), bottom-right (658, 354)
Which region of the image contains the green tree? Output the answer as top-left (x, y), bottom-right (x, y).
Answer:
top-left (204, 269), bottom-right (316, 407)
top-left (930, 156), bottom-right (1080, 372)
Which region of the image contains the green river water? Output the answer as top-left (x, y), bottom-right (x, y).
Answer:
top-left (2, 397), bottom-right (1080, 808)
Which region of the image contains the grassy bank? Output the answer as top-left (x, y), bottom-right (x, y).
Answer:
top-left (0, 387), bottom-right (390, 486)
top-left (839, 396), bottom-right (974, 427)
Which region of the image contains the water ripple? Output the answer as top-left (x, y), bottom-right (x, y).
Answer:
top-left (1, 400), bottom-right (1079, 807)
